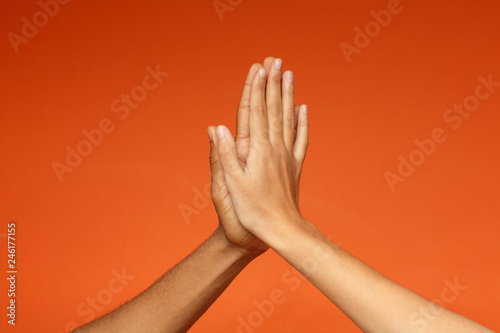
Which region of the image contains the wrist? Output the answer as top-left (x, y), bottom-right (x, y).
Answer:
top-left (247, 212), bottom-right (308, 248)
top-left (211, 226), bottom-right (263, 262)
top-left (265, 214), bottom-right (322, 253)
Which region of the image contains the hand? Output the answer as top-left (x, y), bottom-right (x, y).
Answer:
top-left (206, 58), bottom-right (273, 254)
top-left (208, 57), bottom-right (305, 254)
top-left (214, 57), bottom-right (309, 246)
top-left (208, 123), bottom-right (268, 254)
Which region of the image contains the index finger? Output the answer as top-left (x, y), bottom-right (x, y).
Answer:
top-left (236, 63), bottom-right (261, 141)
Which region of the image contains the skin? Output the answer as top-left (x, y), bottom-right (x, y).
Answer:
top-left (75, 56), bottom-right (493, 332)
top-left (215, 58), bottom-right (494, 333)
top-left (74, 57), bottom-right (304, 333)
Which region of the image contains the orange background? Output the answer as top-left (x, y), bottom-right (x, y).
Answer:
top-left (1, 0), bottom-right (499, 332)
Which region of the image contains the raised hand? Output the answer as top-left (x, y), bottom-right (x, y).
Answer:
top-left (213, 58), bottom-right (493, 333)
top-left (207, 57), bottom-right (306, 253)
top-left (207, 63), bottom-right (268, 254)
top-left (77, 60), bottom-right (308, 333)
top-left (214, 58), bottom-right (309, 247)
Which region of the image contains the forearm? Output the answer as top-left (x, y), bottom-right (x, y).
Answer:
top-left (77, 227), bottom-right (260, 333)
top-left (269, 217), bottom-right (493, 333)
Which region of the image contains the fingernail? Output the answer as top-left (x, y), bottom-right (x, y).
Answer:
top-left (258, 67), bottom-right (266, 78)
top-left (207, 129), bottom-right (213, 141)
top-left (301, 105), bottom-right (307, 115)
top-left (288, 71), bottom-right (294, 82)
top-left (275, 58), bottom-right (282, 71)
top-left (216, 126), bottom-right (226, 140)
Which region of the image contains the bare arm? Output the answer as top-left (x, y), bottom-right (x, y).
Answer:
top-left (270, 217), bottom-right (494, 333)
top-left (74, 62), bottom-right (273, 333)
top-left (215, 57), bottom-right (494, 332)
top-left (76, 227), bottom-right (259, 333)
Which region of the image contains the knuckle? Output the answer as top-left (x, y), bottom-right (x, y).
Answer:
top-left (254, 104), bottom-right (266, 116)
top-left (284, 115), bottom-right (295, 128)
top-left (209, 158), bottom-right (219, 172)
top-left (235, 130), bottom-right (250, 141)
top-left (284, 79), bottom-right (294, 91)
top-left (268, 102), bottom-right (282, 113)
top-left (258, 129), bottom-right (270, 142)
top-left (299, 116), bottom-right (308, 127)
top-left (218, 147), bottom-right (232, 160)
top-left (209, 147), bottom-right (218, 159)
top-left (209, 154), bottom-right (217, 165)
top-left (242, 81), bottom-right (252, 91)
top-left (271, 71), bottom-right (282, 83)
top-left (209, 151), bottom-right (219, 165)
top-left (271, 118), bottom-right (283, 132)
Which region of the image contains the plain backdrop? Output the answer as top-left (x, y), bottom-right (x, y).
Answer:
top-left (1, 0), bottom-right (499, 332)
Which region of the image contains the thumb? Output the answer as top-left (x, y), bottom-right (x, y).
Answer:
top-left (216, 125), bottom-right (243, 178)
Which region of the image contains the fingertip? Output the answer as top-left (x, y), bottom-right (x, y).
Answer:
top-left (216, 125), bottom-right (226, 140)
top-left (299, 105), bottom-right (309, 129)
top-left (258, 67), bottom-right (267, 79)
top-left (263, 56), bottom-right (275, 66)
top-left (207, 126), bottom-right (214, 142)
top-left (248, 63), bottom-right (262, 78)
top-left (250, 63), bottom-right (261, 71)
top-left (301, 104), bottom-right (308, 115)
top-left (274, 58), bottom-right (282, 71)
